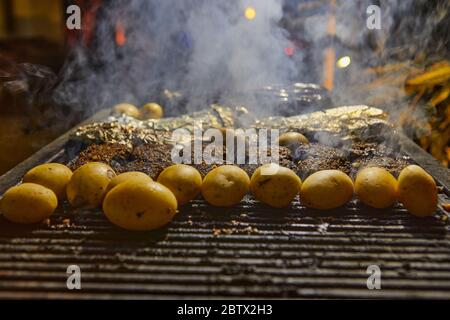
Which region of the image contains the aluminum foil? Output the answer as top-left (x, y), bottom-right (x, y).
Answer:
top-left (72, 105), bottom-right (390, 146)
top-left (253, 105), bottom-right (390, 141)
top-left (72, 104), bottom-right (235, 147)
top-left (71, 121), bottom-right (170, 150)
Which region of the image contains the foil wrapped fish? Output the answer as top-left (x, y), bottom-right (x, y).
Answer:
top-left (254, 105), bottom-right (391, 142)
top-left (72, 104), bottom-right (237, 147)
top-left (72, 105), bottom-right (390, 147)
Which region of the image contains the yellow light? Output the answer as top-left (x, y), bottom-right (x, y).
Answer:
top-left (244, 7), bottom-right (256, 20)
top-left (337, 56), bottom-right (351, 69)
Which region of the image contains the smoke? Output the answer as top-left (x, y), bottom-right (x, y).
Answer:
top-left (300, 0), bottom-right (450, 108)
top-left (53, 0), bottom-right (295, 117)
top-left (52, 0), bottom-right (449, 121)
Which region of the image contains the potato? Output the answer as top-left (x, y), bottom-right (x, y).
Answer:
top-left (106, 171), bottom-right (152, 193)
top-left (23, 163), bottom-right (72, 200)
top-left (250, 163), bottom-right (302, 208)
top-left (355, 167), bottom-right (398, 209)
top-left (398, 165), bottom-right (437, 217)
top-left (66, 162), bottom-right (116, 209)
top-left (201, 165), bottom-right (250, 207)
top-left (157, 164), bottom-right (202, 205)
top-left (113, 103), bottom-right (140, 118)
top-left (1, 183), bottom-right (57, 224)
top-left (103, 180), bottom-right (177, 231)
top-left (140, 102), bottom-right (163, 120)
top-left (278, 132), bottom-right (309, 150)
top-left (300, 170), bottom-right (354, 210)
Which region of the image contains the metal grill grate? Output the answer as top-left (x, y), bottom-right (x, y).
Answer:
top-left (0, 193), bottom-right (449, 299)
top-left (0, 108), bottom-right (449, 299)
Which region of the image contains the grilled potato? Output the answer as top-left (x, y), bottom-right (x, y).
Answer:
top-left (300, 170), bottom-right (354, 210)
top-left (140, 102), bottom-right (163, 120)
top-left (103, 180), bottom-right (177, 231)
top-left (67, 162), bottom-right (116, 209)
top-left (157, 164), bottom-right (202, 205)
top-left (106, 171), bottom-right (152, 193)
top-left (201, 165), bottom-right (250, 207)
top-left (1, 183), bottom-right (57, 224)
top-left (278, 132), bottom-right (309, 150)
top-left (355, 167), bottom-right (398, 209)
top-left (113, 103), bottom-right (140, 118)
top-left (398, 165), bottom-right (437, 217)
top-left (250, 163), bottom-right (302, 208)
top-left (23, 163), bottom-right (72, 200)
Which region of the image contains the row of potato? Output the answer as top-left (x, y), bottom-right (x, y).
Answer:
top-left (0, 161), bottom-right (438, 231)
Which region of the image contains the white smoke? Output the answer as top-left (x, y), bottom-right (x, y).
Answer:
top-left (53, 0), bottom-right (295, 116)
top-left (53, 0), bottom-right (449, 119)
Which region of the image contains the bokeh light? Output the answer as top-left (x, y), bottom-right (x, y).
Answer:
top-left (337, 56), bottom-right (351, 68)
top-left (284, 46), bottom-right (295, 56)
top-left (244, 7), bottom-right (256, 20)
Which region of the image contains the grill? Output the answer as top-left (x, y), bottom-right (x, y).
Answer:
top-left (0, 108), bottom-right (449, 299)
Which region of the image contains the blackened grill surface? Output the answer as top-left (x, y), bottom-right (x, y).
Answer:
top-left (0, 193), bottom-right (449, 299)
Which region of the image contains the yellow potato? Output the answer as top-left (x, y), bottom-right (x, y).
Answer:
top-left (113, 103), bottom-right (140, 118)
top-left (398, 165), bottom-right (438, 217)
top-left (157, 164), bottom-right (202, 205)
top-left (201, 165), bottom-right (250, 207)
top-left (300, 170), bottom-right (354, 210)
top-left (250, 163), bottom-right (302, 208)
top-left (23, 163), bottom-right (72, 200)
top-left (66, 162), bottom-right (116, 209)
top-left (106, 171), bottom-right (152, 193)
top-left (278, 132), bottom-right (309, 149)
top-left (140, 102), bottom-right (163, 120)
top-left (1, 183), bottom-right (57, 224)
top-left (355, 167), bottom-right (398, 209)
top-left (103, 180), bottom-right (177, 231)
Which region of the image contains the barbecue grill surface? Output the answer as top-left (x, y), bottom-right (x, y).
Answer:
top-left (0, 109), bottom-right (449, 299)
top-left (0, 194), bottom-right (449, 299)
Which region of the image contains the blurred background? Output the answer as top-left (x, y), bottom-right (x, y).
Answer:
top-left (0, 0), bottom-right (449, 174)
